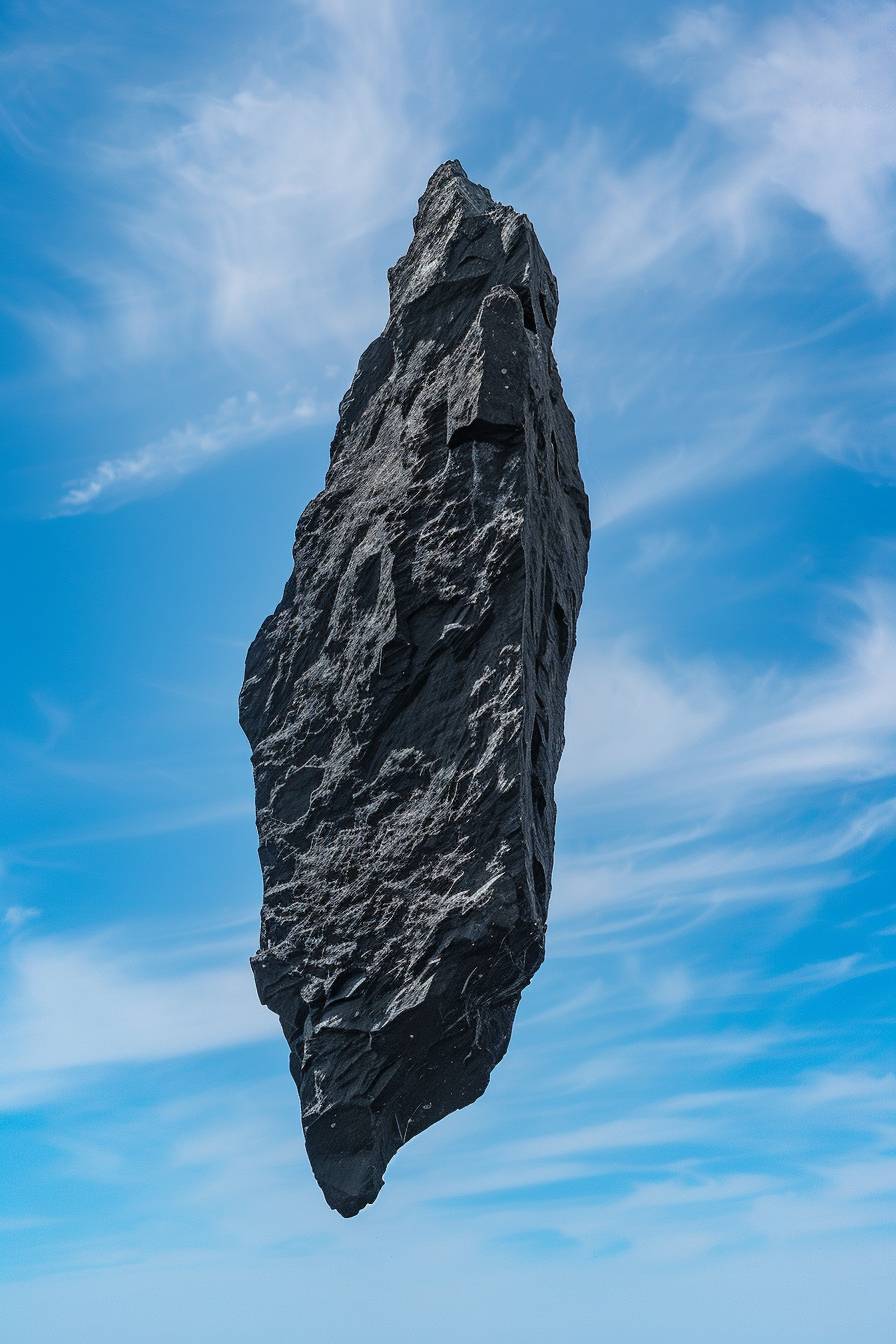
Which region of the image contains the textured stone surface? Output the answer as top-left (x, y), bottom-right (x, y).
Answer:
top-left (240, 161), bottom-right (590, 1217)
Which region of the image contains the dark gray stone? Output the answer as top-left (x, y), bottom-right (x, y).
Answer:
top-left (240, 161), bottom-right (590, 1216)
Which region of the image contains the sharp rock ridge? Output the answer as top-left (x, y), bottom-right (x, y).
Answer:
top-left (240, 160), bottom-right (590, 1217)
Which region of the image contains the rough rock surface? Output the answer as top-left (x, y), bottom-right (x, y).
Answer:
top-left (240, 161), bottom-right (590, 1216)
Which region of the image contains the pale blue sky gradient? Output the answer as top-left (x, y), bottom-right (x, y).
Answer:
top-left (2, 2), bottom-right (896, 1339)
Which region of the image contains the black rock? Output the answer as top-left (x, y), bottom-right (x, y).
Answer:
top-left (240, 161), bottom-right (590, 1216)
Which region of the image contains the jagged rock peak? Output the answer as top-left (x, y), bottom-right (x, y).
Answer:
top-left (240, 161), bottom-right (590, 1216)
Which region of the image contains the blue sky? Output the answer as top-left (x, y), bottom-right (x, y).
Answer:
top-left (2, 0), bottom-right (896, 1338)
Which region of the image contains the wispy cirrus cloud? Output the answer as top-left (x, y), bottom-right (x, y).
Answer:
top-left (2, 905), bottom-right (40, 931)
top-left (408, 1056), bottom-right (896, 1257)
top-left (809, 408), bottom-right (896, 484)
top-left (592, 394), bottom-right (786, 530)
top-left (553, 578), bottom-right (896, 942)
top-left (507, 2), bottom-right (896, 297)
top-left (489, 4), bottom-right (896, 546)
top-left (0, 39), bottom-right (87, 154)
top-left (562, 579), bottom-right (896, 808)
top-left (0, 929), bottom-right (277, 1111)
top-left (35, 0), bottom-right (460, 374)
top-left (560, 641), bottom-right (728, 791)
top-left (643, 3), bottom-right (896, 293)
top-left (20, 0), bottom-right (466, 513)
top-left (55, 388), bottom-right (319, 513)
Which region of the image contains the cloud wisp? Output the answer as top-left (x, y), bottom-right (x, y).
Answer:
top-left (507, 3), bottom-right (896, 298)
top-left (551, 577), bottom-right (896, 942)
top-left (0, 930), bottom-right (278, 1111)
top-left (561, 580), bottom-right (896, 809)
top-left (38, 0), bottom-right (459, 374)
top-left (55, 389), bottom-right (319, 513)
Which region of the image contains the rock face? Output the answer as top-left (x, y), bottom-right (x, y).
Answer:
top-left (240, 161), bottom-right (590, 1217)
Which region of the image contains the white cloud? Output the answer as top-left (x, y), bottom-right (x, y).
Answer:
top-left (508, 3), bottom-right (896, 296)
top-left (629, 531), bottom-right (690, 574)
top-left (553, 580), bottom-right (896, 938)
top-left (808, 409), bottom-right (896, 483)
top-left (562, 580), bottom-right (896, 807)
top-left (483, 1066), bottom-right (896, 1248)
top-left (0, 932), bottom-right (277, 1109)
top-left (12, 799), bottom-right (254, 862)
top-left (49, 0), bottom-right (458, 370)
top-left (3, 905), bottom-right (40, 931)
top-left (0, 1215), bottom-right (51, 1231)
top-left (593, 396), bottom-right (783, 530)
top-left (505, 1114), bottom-right (705, 1162)
top-left (726, 581), bottom-right (896, 790)
top-left (56, 389), bottom-right (318, 512)
top-left (680, 4), bottom-right (896, 292)
top-left (0, 40), bottom-right (81, 153)
top-left (561, 1030), bottom-right (795, 1094)
top-left (794, 1069), bottom-right (896, 1109)
top-left (499, 126), bottom-right (709, 296)
top-left (560, 641), bottom-right (727, 790)
top-left (769, 954), bottom-right (874, 991)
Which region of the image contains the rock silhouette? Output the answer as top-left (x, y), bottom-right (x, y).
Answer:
top-left (240, 161), bottom-right (590, 1216)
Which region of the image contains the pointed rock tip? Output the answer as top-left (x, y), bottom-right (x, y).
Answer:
top-left (414, 159), bottom-right (496, 229)
top-left (423, 158), bottom-right (471, 191)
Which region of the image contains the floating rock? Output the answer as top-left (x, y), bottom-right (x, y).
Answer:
top-left (240, 161), bottom-right (590, 1216)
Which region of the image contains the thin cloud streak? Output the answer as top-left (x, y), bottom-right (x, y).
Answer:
top-left (56, 389), bottom-right (319, 513)
top-left (561, 580), bottom-right (896, 807)
top-left (592, 396), bottom-right (783, 530)
top-left (0, 931), bottom-right (277, 1110)
top-left (35, 0), bottom-right (460, 374)
top-left (507, 2), bottom-right (896, 298)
